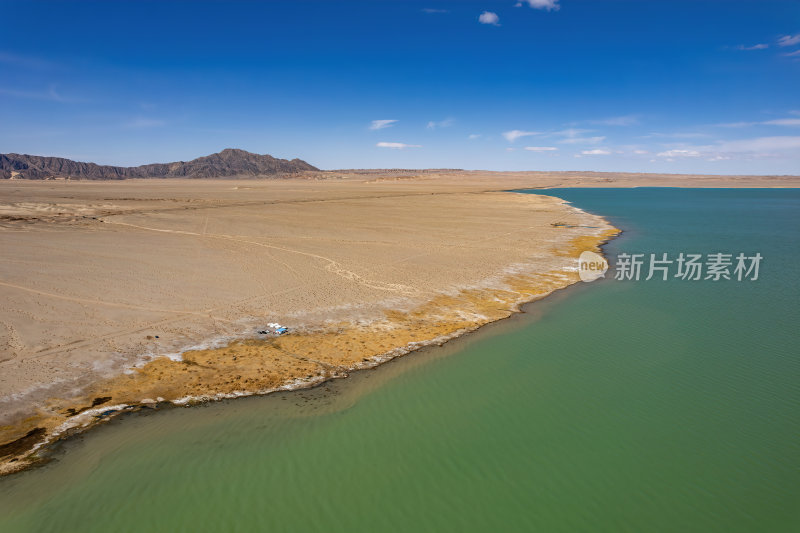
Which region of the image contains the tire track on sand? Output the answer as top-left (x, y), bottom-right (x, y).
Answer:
top-left (101, 219), bottom-right (420, 296)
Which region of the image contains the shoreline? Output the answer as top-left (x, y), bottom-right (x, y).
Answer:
top-left (25, 251), bottom-right (623, 477)
top-left (0, 273), bottom-right (602, 476)
top-left (0, 189), bottom-right (618, 476)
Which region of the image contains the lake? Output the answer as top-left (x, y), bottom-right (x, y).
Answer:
top-left (1, 188), bottom-right (797, 532)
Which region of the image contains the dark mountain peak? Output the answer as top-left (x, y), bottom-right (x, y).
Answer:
top-left (218, 148), bottom-right (250, 156)
top-left (0, 150), bottom-right (319, 180)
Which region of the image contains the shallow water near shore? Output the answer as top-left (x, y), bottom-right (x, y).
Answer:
top-left (1, 188), bottom-right (798, 532)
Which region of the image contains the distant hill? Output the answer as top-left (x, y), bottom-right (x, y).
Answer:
top-left (0, 149), bottom-right (319, 180)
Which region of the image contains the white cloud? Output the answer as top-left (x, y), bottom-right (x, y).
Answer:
top-left (777, 34), bottom-right (800, 47)
top-left (762, 118), bottom-right (800, 126)
top-left (560, 135), bottom-right (606, 144)
top-left (591, 115), bottom-right (640, 126)
top-left (518, 0), bottom-right (560, 11)
top-left (735, 44), bottom-right (769, 51)
top-left (0, 85), bottom-right (71, 102)
top-left (479, 11), bottom-right (500, 26)
top-left (783, 49), bottom-right (800, 57)
top-left (715, 117), bottom-right (800, 128)
top-left (552, 127), bottom-right (594, 138)
top-left (550, 128), bottom-right (607, 145)
top-left (421, 8), bottom-right (448, 14)
top-left (524, 146), bottom-right (558, 152)
top-left (633, 150), bottom-right (649, 155)
top-left (715, 136), bottom-right (800, 153)
top-left (645, 132), bottom-right (711, 138)
top-left (581, 149), bottom-right (611, 155)
top-left (468, 134), bottom-right (481, 140)
top-left (657, 149), bottom-right (701, 158)
top-left (654, 136), bottom-right (800, 161)
top-left (376, 142), bottom-right (421, 149)
top-left (427, 118), bottom-right (454, 129)
top-left (503, 129), bottom-right (540, 142)
top-left (369, 119), bottom-right (397, 130)
top-left (715, 122), bottom-right (755, 128)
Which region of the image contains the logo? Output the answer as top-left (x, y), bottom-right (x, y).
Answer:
top-left (578, 251), bottom-right (608, 282)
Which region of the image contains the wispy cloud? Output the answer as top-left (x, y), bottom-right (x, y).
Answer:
top-left (376, 142), bottom-right (421, 149)
top-left (716, 136), bottom-right (800, 153)
top-left (714, 117), bottom-right (800, 128)
top-left (645, 132), bottom-right (711, 139)
top-left (468, 134), bottom-right (481, 140)
top-left (715, 122), bottom-right (755, 128)
top-left (560, 135), bottom-right (606, 145)
top-left (479, 11), bottom-right (500, 26)
top-left (0, 85), bottom-right (75, 102)
top-left (421, 8), bottom-right (448, 14)
top-left (503, 129), bottom-right (540, 142)
top-left (590, 115), bottom-right (640, 126)
top-left (734, 43), bottom-right (769, 51)
top-left (516, 0), bottom-right (560, 11)
top-left (657, 149), bottom-right (701, 158)
top-left (763, 118), bottom-right (800, 126)
top-left (655, 136), bottom-right (800, 161)
top-left (581, 149), bottom-right (611, 155)
top-left (524, 146), bottom-right (558, 152)
top-left (554, 128), bottom-right (591, 137)
top-left (546, 128), bottom-right (607, 144)
top-left (369, 119), bottom-right (397, 130)
top-left (427, 118), bottom-right (454, 129)
top-left (777, 35), bottom-right (800, 57)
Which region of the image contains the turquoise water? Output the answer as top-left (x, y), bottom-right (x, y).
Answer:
top-left (0, 188), bottom-right (798, 532)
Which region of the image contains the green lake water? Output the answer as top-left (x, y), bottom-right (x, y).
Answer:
top-left (0, 188), bottom-right (798, 532)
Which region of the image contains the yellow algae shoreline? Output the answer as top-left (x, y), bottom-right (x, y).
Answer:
top-left (0, 177), bottom-right (622, 476)
top-left (0, 227), bottom-right (619, 476)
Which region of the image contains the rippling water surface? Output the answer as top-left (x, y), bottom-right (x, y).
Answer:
top-left (1, 188), bottom-right (798, 532)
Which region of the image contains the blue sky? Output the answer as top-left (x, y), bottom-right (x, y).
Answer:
top-left (1, 0), bottom-right (799, 174)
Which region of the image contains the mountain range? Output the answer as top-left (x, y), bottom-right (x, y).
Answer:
top-left (0, 149), bottom-right (319, 180)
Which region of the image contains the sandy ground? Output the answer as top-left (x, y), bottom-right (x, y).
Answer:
top-left (1, 170), bottom-right (797, 473)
